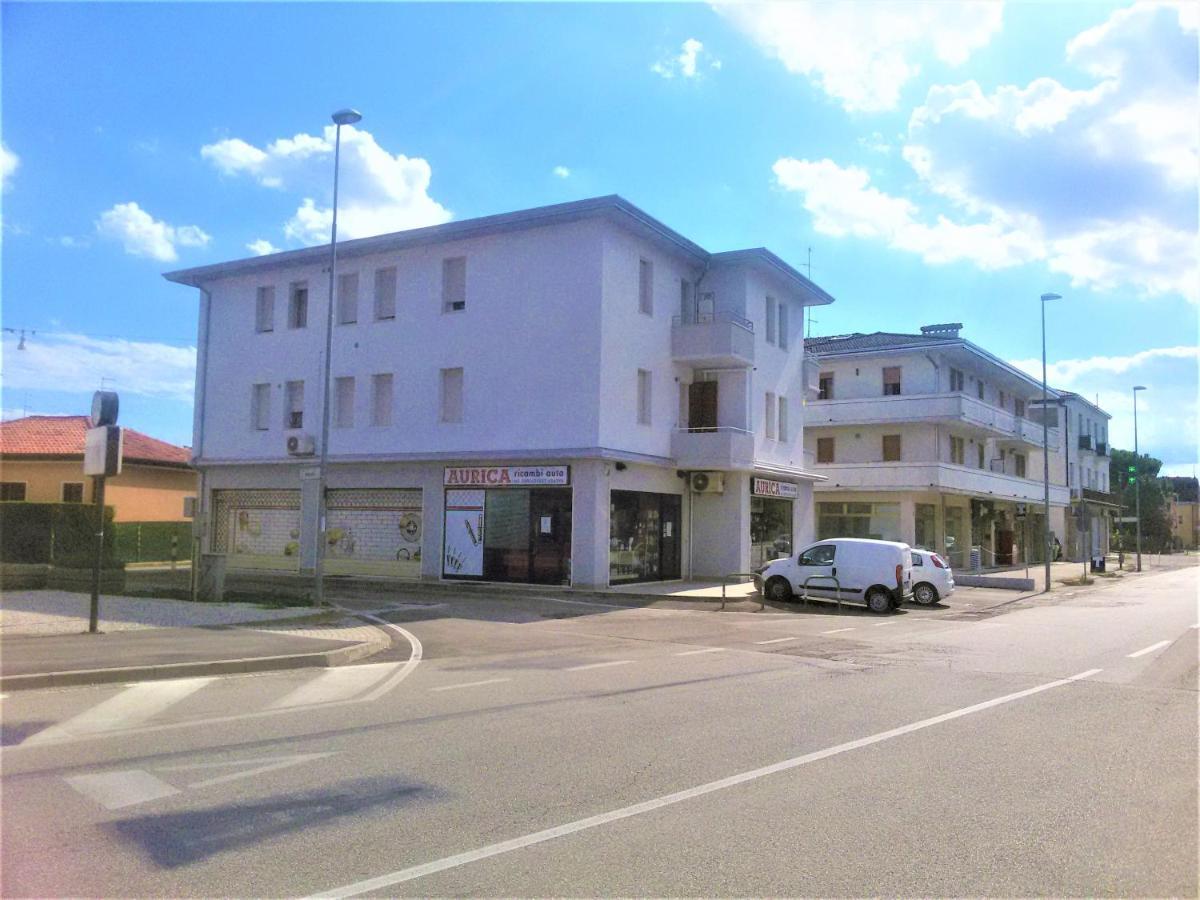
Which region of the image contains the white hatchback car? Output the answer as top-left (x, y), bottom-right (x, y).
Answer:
top-left (909, 548), bottom-right (954, 605)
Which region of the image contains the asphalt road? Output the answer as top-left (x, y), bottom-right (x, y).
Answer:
top-left (2, 563), bottom-right (1196, 897)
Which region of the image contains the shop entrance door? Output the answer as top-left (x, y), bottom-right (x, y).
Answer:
top-left (529, 489), bottom-right (572, 585)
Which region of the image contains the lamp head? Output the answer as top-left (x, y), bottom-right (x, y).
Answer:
top-left (331, 108), bottom-right (362, 126)
top-left (1133, 385), bottom-right (1147, 392)
top-left (1040, 293), bottom-right (1062, 302)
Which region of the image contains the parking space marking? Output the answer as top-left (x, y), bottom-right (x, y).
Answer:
top-left (565, 660), bottom-right (634, 672)
top-left (673, 647), bottom-right (726, 656)
top-left (308, 668), bottom-right (1103, 898)
top-left (1126, 639), bottom-right (1172, 658)
top-left (430, 678), bottom-right (512, 692)
top-left (820, 628), bottom-right (855, 635)
top-left (754, 637), bottom-right (799, 645)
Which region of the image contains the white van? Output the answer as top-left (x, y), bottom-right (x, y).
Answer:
top-left (753, 538), bottom-right (914, 613)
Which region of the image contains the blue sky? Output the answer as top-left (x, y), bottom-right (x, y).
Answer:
top-left (2, 1), bottom-right (1196, 474)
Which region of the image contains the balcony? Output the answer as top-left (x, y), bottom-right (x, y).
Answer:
top-left (811, 461), bottom-right (1071, 505)
top-left (671, 311), bottom-right (754, 368)
top-left (1082, 487), bottom-right (1119, 507)
top-left (1096, 442), bottom-right (1108, 456)
top-left (1078, 435), bottom-right (1093, 451)
top-left (671, 427), bottom-right (755, 471)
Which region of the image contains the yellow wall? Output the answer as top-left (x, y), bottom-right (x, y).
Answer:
top-left (0, 459), bottom-right (196, 522)
top-left (1170, 499), bottom-right (1199, 550)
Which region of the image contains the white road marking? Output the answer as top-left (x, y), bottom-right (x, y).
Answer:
top-left (25, 677), bottom-right (214, 745)
top-left (820, 628), bottom-right (855, 635)
top-left (673, 647), bottom-right (726, 656)
top-left (308, 668), bottom-right (1103, 898)
top-left (66, 770), bottom-right (180, 810)
top-left (159, 752), bottom-right (335, 789)
top-left (1190, 624), bottom-right (1200, 629)
top-left (430, 678), bottom-right (512, 692)
top-left (873, 622), bottom-right (896, 627)
top-left (1126, 639), bottom-right (1172, 658)
top-left (269, 663), bottom-right (405, 709)
top-left (754, 637), bottom-right (798, 645)
top-left (565, 660), bottom-right (634, 672)
top-left (7, 618), bottom-right (423, 751)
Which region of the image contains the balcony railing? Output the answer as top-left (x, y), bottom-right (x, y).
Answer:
top-left (673, 310), bottom-right (753, 331)
top-left (811, 461), bottom-right (1071, 505)
top-left (1096, 442), bottom-right (1108, 456)
top-left (671, 310), bottom-right (755, 367)
top-left (1082, 487), bottom-right (1118, 506)
top-left (671, 426), bottom-right (755, 470)
top-left (1078, 435), bottom-right (1093, 451)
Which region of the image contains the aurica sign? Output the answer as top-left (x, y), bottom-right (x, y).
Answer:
top-left (443, 465), bottom-right (570, 487)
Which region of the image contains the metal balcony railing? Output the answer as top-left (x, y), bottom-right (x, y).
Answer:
top-left (1078, 435), bottom-right (1093, 451)
top-left (672, 310), bottom-right (754, 332)
top-left (1096, 442), bottom-right (1108, 456)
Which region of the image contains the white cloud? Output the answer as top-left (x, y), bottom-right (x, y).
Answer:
top-left (201, 125), bottom-right (451, 245)
top-left (652, 37), bottom-right (720, 79)
top-left (0, 142), bottom-right (18, 190)
top-left (95, 202), bottom-right (211, 263)
top-left (900, 1), bottom-right (1198, 300)
top-left (1009, 345), bottom-right (1199, 471)
top-left (552, 166), bottom-right (571, 179)
top-left (246, 238), bottom-right (280, 256)
top-left (716, 1), bottom-right (1002, 111)
top-left (1, 331), bottom-right (197, 403)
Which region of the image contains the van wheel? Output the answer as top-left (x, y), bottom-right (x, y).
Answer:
top-left (913, 582), bottom-right (939, 606)
top-left (865, 587), bottom-right (893, 614)
top-left (765, 576), bottom-right (793, 603)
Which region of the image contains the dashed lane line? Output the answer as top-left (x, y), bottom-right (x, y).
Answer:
top-left (673, 647), bottom-right (727, 656)
top-left (820, 628), bottom-right (855, 635)
top-left (754, 637), bottom-right (799, 645)
top-left (565, 660), bottom-right (635, 672)
top-left (430, 678), bottom-right (512, 693)
top-left (1126, 639), bottom-right (1172, 658)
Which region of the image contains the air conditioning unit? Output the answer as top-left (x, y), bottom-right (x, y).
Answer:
top-left (690, 471), bottom-right (725, 494)
top-left (286, 434), bottom-right (316, 456)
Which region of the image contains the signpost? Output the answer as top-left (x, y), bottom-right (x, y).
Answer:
top-left (84, 391), bottom-right (122, 634)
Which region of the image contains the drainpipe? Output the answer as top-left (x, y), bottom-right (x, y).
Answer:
top-left (191, 285), bottom-right (213, 603)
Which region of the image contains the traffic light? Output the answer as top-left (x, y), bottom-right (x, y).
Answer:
top-left (1127, 464), bottom-right (1136, 486)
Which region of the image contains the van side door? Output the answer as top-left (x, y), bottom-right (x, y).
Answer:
top-left (794, 543), bottom-right (838, 598)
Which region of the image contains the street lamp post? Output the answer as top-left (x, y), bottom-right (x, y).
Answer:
top-left (1040, 293), bottom-right (1061, 592)
top-left (314, 108), bottom-right (362, 608)
top-left (1133, 385), bottom-right (1146, 572)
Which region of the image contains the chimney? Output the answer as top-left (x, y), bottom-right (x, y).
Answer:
top-left (920, 323), bottom-right (962, 338)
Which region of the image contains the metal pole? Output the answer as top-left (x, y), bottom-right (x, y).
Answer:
top-left (89, 474), bottom-right (106, 633)
top-left (1041, 298), bottom-right (1051, 592)
top-left (1134, 389), bottom-right (1142, 572)
top-left (314, 122), bottom-right (345, 608)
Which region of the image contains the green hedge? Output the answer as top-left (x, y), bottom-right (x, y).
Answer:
top-left (112, 521), bottom-right (194, 564)
top-left (0, 502), bottom-right (119, 566)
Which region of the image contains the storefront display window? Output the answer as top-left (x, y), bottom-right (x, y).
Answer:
top-left (944, 506), bottom-right (967, 568)
top-left (817, 501), bottom-right (901, 541)
top-left (751, 496), bottom-right (793, 568)
top-left (914, 503), bottom-right (936, 550)
top-left (610, 491), bottom-right (681, 583)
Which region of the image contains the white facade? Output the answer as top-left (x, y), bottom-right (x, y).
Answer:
top-left (804, 326), bottom-right (1071, 569)
top-left (168, 196), bottom-right (833, 588)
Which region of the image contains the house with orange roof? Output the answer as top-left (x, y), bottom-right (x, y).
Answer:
top-left (0, 416), bottom-right (196, 522)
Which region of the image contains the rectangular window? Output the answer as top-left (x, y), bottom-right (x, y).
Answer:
top-left (0, 482), bottom-right (27, 501)
top-left (285, 380), bottom-right (304, 430)
top-left (679, 279), bottom-right (694, 322)
top-left (950, 368), bottom-right (964, 392)
top-left (977, 443), bottom-right (985, 468)
top-left (765, 391), bottom-right (777, 439)
top-left (337, 272), bottom-right (358, 325)
top-left (288, 282), bottom-right (308, 329)
top-left (765, 296), bottom-right (777, 344)
top-left (255, 286), bottom-right (275, 333)
top-left (1069, 462), bottom-right (1076, 486)
top-left (778, 302), bottom-right (789, 350)
top-left (442, 257), bottom-right (466, 313)
top-left (374, 267), bottom-right (397, 320)
top-left (441, 367), bottom-right (463, 422)
top-left (1015, 454), bottom-right (1027, 478)
top-left (998, 390), bottom-right (1007, 409)
top-left (1015, 398), bottom-right (1025, 418)
top-left (778, 395), bottom-right (788, 442)
top-left (371, 373), bottom-right (393, 426)
top-left (949, 435), bottom-right (965, 465)
top-left (334, 376), bottom-right (355, 428)
top-left (883, 366), bottom-right (901, 396)
top-left (817, 437), bottom-right (835, 463)
top-left (638, 259), bottom-right (653, 315)
top-left (637, 369), bottom-right (652, 425)
top-left (252, 382), bottom-right (271, 431)
top-left (61, 482), bottom-right (84, 503)
top-left (882, 434), bottom-right (902, 461)
top-left (977, 380), bottom-right (985, 400)
top-left (818, 373), bottom-right (834, 400)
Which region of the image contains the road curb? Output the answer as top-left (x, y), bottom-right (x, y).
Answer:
top-left (0, 631), bottom-right (387, 693)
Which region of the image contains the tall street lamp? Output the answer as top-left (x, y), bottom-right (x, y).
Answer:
top-left (1040, 292), bottom-right (1061, 592)
top-left (1133, 385), bottom-right (1147, 572)
top-left (314, 107), bottom-right (362, 608)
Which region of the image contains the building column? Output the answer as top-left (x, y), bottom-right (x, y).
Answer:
top-left (899, 496), bottom-right (917, 546)
top-left (795, 482), bottom-right (815, 548)
top-left (570, 459), bottom-right (611, 590)
top-left (691, 470), bottom-right (751, 579)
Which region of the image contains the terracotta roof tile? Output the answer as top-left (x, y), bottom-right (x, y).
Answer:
top-left (0, 416), bottom-right (192, 467)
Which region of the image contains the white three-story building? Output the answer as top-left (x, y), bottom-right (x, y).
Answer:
top-left (165, 196), bottom-right (833, 589)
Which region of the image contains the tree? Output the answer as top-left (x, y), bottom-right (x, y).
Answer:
top-left (1162, 476), bottom-right (1199, 503)
top-left (1109, 449), bottom-right (1173, 552)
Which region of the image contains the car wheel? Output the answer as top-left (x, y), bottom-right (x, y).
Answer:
top-left (913, 582), bottom-right (939, 606)
top-left (865, 587), bottom-right (893, 614)
top-left (765, 576), bottom-right (793, 603)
